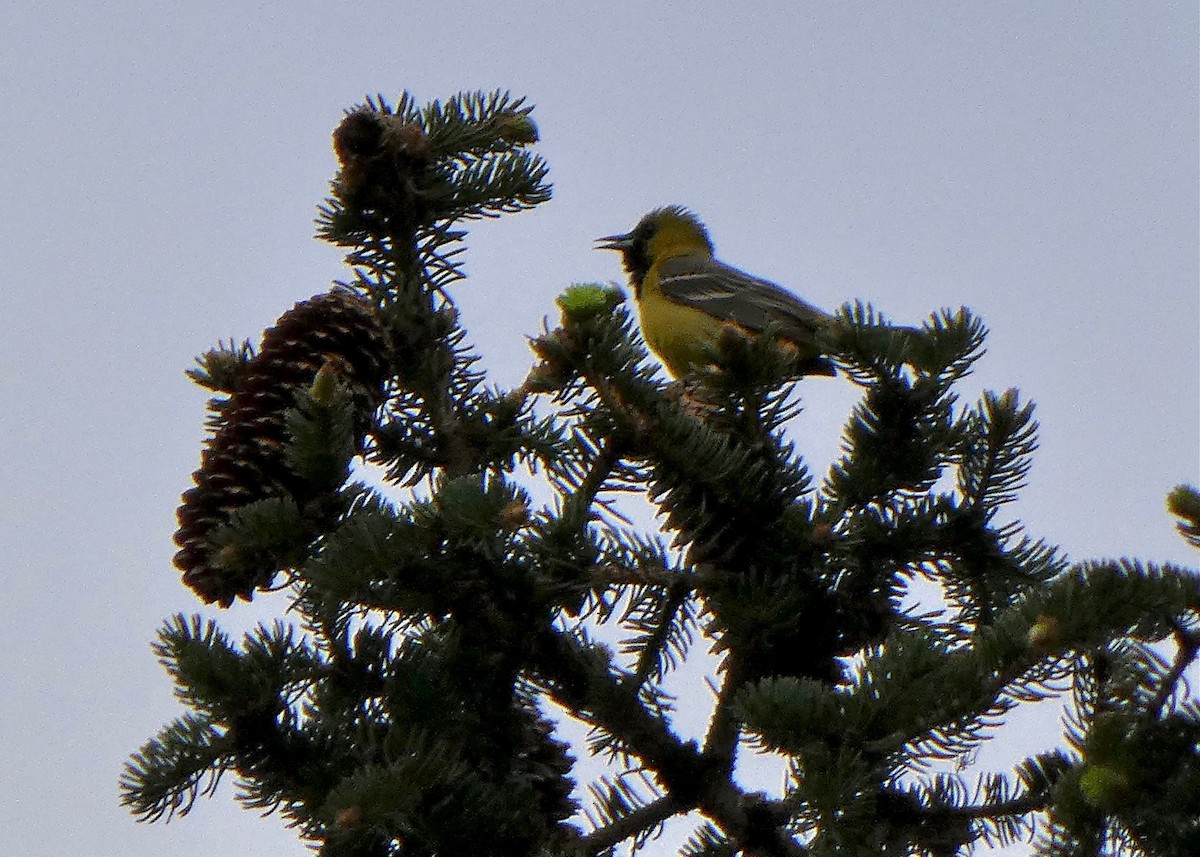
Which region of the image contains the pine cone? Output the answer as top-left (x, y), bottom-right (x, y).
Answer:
top-left (174, 289), bottom-right (389, 605)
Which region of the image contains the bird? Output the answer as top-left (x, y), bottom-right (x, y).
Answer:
top-left (597, 206), bottom-right (839, 379)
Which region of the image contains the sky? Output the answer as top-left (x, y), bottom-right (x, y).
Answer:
top-left (1, 3), bottom-right (1197, 855)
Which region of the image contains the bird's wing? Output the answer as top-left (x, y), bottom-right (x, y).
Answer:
top-left (656, 255), bottom-right (834, 342)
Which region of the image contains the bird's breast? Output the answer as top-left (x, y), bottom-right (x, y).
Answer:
top-left (636, 285), bottom-right (721, 377)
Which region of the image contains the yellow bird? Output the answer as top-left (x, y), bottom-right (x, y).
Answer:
top-left (597, 206), bottom-right (838, 378)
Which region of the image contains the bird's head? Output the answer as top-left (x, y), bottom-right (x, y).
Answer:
top-left (596, 206), bottom-right (713, 288)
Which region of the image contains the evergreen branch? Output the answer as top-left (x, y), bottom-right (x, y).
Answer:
top-left (929, 501), bottom-right (1063, 626)
top-left (958, 388), bottom-right (1039, 512)
top-left (120, 713), bottom-right (230, 822)
top-left (1167, 484), bottom-right (1200, 549)
top-left (421, 90), bottom-right (537, 159)
top-left (882, 778), bottom-right (1047, 850)
top-left (827, 301), bottom-right (923, 382)
top-left (736, 676), bottom-right (844, 757)
top-left (679, 822), bottom-right (735, 857)
top-left (567, 435), bottom-right (628, 526)
top-left (187, 338), bottom-right (256, 395)
top-left (1147, 622), bottom-right (1200, 719)
top-left (581, 773), bottom-right (669, 849)
top-left (531, 627), bottom-right (699, 781)
top-left (622, 580), bottom-right (696, 684)
top-left (531, 627), bottom-right (808, 856)
top-left (701, 653), bottom-right (749, 775)
top-left (589, 557), bottom-right (686, 590)
top-left (1013, 560), bottom-right (1200, 656)
top-left (842, 624), bottom-right (1075, 769)
top-left (440, 149), bottom-right (552, 219)
top-left (382, 312), bottom-right (489, 478)
top-left (919, 307), bottom-right (988, 383)
top-left (582, 360), bottom-right (813, 573)
top-left (576, 794), bottom-right (682, 854)
top-left (572, 538), bottom-right (690, 631)
top-left (824, 374), bottom-right (953, 510)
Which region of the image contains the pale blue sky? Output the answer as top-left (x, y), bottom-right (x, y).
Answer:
top-left (1, 3), bottom-right (1196, 855)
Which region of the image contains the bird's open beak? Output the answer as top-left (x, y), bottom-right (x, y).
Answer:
top-left (595, 232), bottom-right (633, 252)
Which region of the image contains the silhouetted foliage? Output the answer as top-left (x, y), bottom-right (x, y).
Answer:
top-left (124, 91), bottom-right (1200, 857)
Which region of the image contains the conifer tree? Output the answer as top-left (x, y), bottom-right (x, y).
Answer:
top-left (123, 91), bottom-right (1200, 857)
